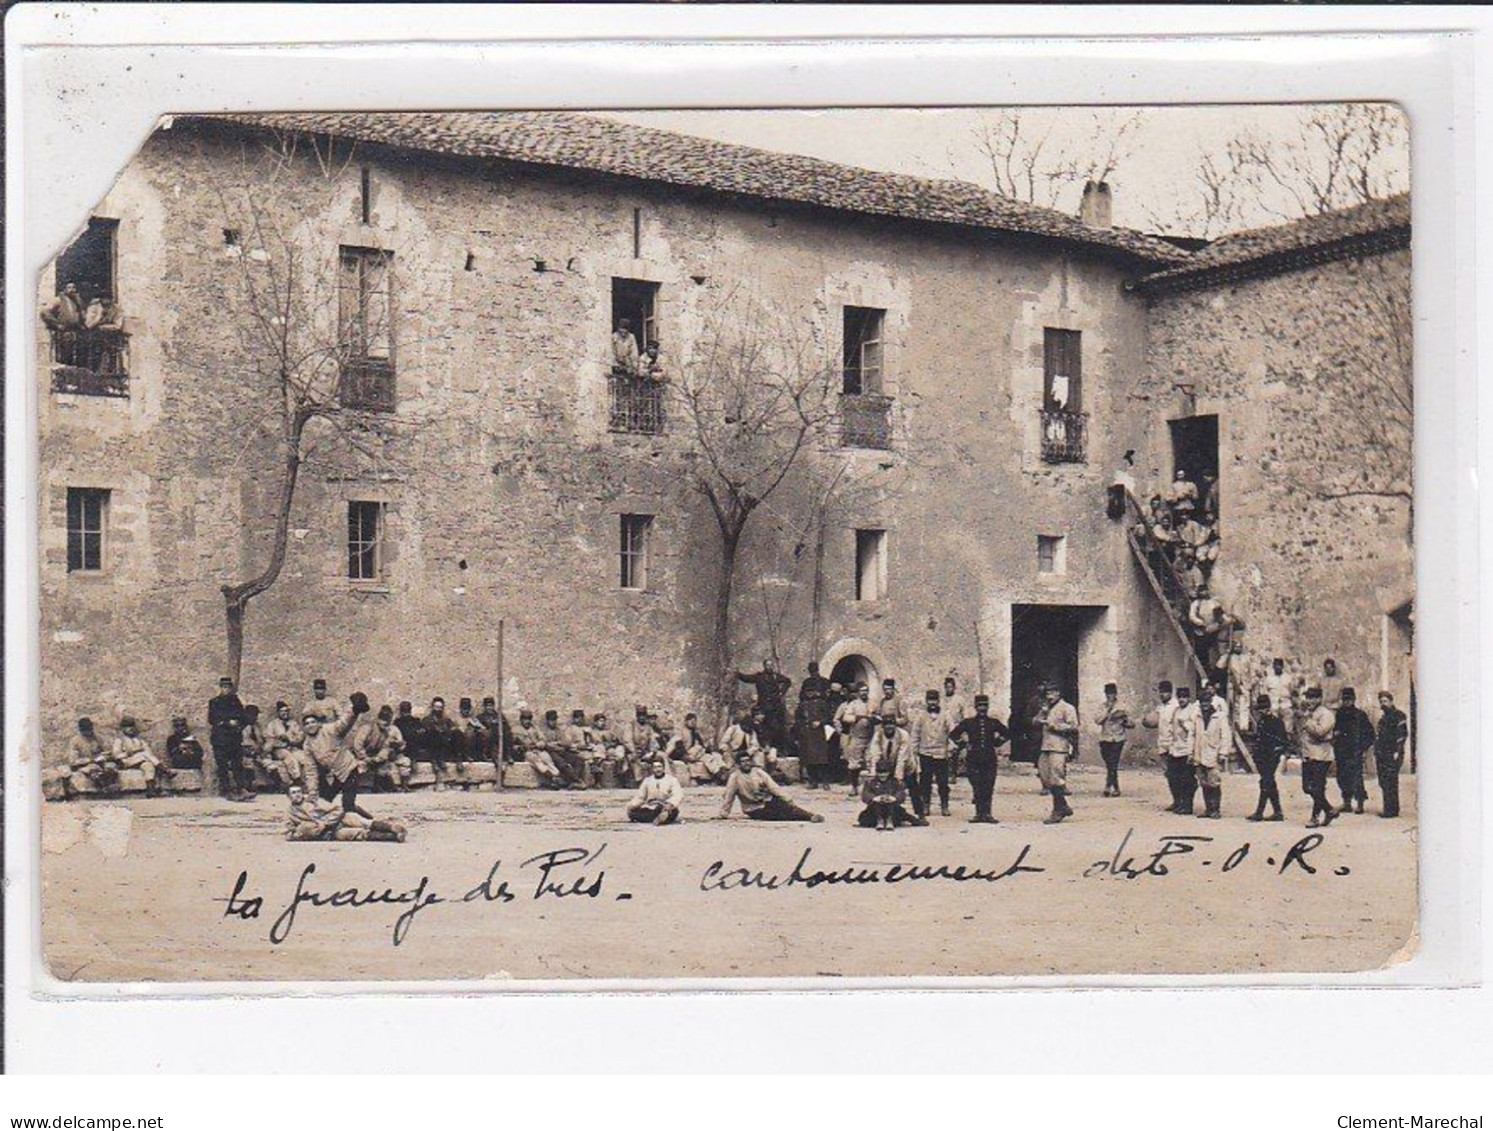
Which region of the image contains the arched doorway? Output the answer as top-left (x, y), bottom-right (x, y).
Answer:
top-left (829, 653), bottom-right (877, 691)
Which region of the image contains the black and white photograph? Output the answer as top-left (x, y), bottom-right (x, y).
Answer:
top-left (31, 100), bottom-right (1422, 983)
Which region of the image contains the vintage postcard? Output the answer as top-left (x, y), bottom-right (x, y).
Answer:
top-left (35, 104), bottom-right (1415, 983)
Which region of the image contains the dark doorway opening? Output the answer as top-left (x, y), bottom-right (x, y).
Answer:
top-left (830, 654), bottom-right (877, 692)
top-left (1169, 414), bottom-right (1219, 514)
top-left (1010, 604), bottom-right (1102, 763)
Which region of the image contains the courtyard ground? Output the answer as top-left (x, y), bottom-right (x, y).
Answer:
top-left (40, 762), bottom-right (1417, 984)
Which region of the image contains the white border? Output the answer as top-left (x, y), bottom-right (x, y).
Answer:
top-left (5, 4), bottom-right (1488, 1072)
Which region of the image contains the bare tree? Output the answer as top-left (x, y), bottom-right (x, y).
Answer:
top-left (1147, 104), bottom-right (1410, 237)
top-left (202, 129), bottom-right (416, 683)
top-left (967, 109), bottom-right (1146, 212)
top-left (672, 289), bottom-right (841, 714)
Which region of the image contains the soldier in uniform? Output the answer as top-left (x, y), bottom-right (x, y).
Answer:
top-left (1168, 686), bottom-right (1200, 816)
top-left (68, 717), bottom-right (118, 793)
top-left (835, 682), bottom-right (877, 795)
top-left (1247, 693), bottom-right (1289, 822)
top-left (949, 694), bottom-right (1010, 824)
top-left (165, 716), bottom-right (206, 771)
top-left (793, 661), bottom-right (835, 789)
top-left (1299, 687), bottom-right (1339, 828)
top-left (302, 678), bottom-right (340, 725)
top-left (910, 689), bottom-right (954, 817)
top-left (735, 659), bottom-right (792, 754)
top-left (1333, 687), bottom-right (1377, 814)
top-left (208, 676), bottom-right (252, 802)
top-left (1095, 682), bottom-right (1135, 798)
top-left (477, 696), bottom-right (508, 764)
top-left (1035, 685), bottom-right (1080, 824)
top-left (421, 697), bottom-right (460, 790)
top-left (1192, 684), bottom-right (1231, 819)
top-left (1374, 691), bottom-right (1409, 819)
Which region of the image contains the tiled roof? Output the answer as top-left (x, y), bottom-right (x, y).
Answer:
top-left (1135, 193), bottom-right (1410, 292)
top-left (177, 111), bottom-right (1191, 267)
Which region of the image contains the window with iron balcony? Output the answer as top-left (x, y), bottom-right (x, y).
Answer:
top-left (338, 247), bottom-right (396, 412)
top-left (1040, 327), bottom-right (1086, 463)
top-left (45, 218), bottom-right (130, 398)
top-left (607, 277), bottom-right (666, 435)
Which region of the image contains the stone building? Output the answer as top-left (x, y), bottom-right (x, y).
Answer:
top-left (36, 112), bottom-right (1412, 762)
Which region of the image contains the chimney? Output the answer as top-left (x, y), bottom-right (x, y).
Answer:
top-left (1080, 180), bottom-right (1113, 228)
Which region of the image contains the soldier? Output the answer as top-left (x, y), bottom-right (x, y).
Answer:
top-left (208, 676), bottom-right (252, 802)
top-left (794, 661), bottom-right (835, 789)
top-left (1247, 693), bottom-right (1289, 822)
top-left (1035, 686), bottom-right (1080, 824)
top-left (834, 682), bottom-right (877, 795)
top-left (1299, 687), bottom-right (1339, 828)
top-left (1168, 686), bottom-right (1201, 816)
top-left (394, 701), bottom-right (424, 766)
top-left (421, 697), bottom-right (461, 790)
top-left (735, 659), bottom-right (792, 753)
top-left (1142, 681), bottom-right (1180, 812)
top-left (453, 697), bottom-right (488, 773)
top-left (857, 756), bottom-right (921, 830)
top-left (867, 714), bottom-right (921, 818)
top-left (949, 694), bottom-right (1010, 824)
top-left (264, 701), bottom-right (314, 789)
top-left (365, 704), bottom-right (412, 791)
top-left (1333, 687), bottom-right (1377, 815)
top-left (1192, 684), bottom-right (1231, 819)
top-left (302, 694), bottom-right (365, 811)
top-left (665, 711), bottom-right (728, 785)
top-left (241, 704), bottom-right (271, 787)
top-left (165, 716), bottom-right (206, 771)
top-left (626, 757), bottom-right (684, 825)
top-left (113, 716), bottom-right (172, 797)
top-left (511, 709), bottom-right (564, 789)
top-left (716, 750), bottom-right (824, 823)
top-left (873, 678), bottom-right (909, 727)
top-left (284, 783), bottom-right (406, 843)
top-left (68, 717), bottom-right (118, 793)
top-left (539, 709), bottom-right (588, 789)
top-left (1374, 691), bottom-right (1409, 819)
top-left (302, 678), bottom-right (340, 725)
top-left (477, 696), bottom-right (508, 764)
top-left (910, 689), bottom-right (954, 817)
top-left (1095, 682), bottom-right (1135, 798)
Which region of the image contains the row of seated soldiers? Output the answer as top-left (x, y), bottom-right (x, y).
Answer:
top-left (63, 676), bottom-right (770, 800)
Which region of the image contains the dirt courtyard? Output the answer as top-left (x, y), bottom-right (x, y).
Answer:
top-left (40, 763), bottom-right (1417, 984)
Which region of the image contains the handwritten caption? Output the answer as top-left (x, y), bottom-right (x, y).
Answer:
top-left (216, 831), bottom-right (1347, 948)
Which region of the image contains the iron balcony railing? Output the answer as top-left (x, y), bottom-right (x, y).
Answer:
top-left (1040, 408), bottom-right (1088, 463)
top-left (49, 327), bottom-right (130, 397)
top-left (339, 358), bottom-right (397, 413)
top-left (608, 372), bottom-right (667, 435)
top-left (839, 392), bottom-right (894, 450)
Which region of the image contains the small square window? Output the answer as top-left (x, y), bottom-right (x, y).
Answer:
top-left (620, 514), bottom-right (653, 590)
top-left (348, 501), bottom-right (385, 581)
top-left (1038, 534), bottom-right (1067, 575)
top-left (66, 487), bottom-right (110, 572)
top-left (855, 528), bottom-right (888, 601)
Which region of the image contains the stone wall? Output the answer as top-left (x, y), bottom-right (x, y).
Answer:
top-left (1137, 248), bottom-right (1414, 707)
top-left (37, 119), bottom-right (1201, 765)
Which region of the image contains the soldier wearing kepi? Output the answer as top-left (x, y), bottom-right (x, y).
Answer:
top-left (1333, 687), bottom-right (1377, 815)
top-left (1374, 691), bottom-right (1409, 819)
top-left (1168, 686), bottom-right (1201, 816)
top-left (208, 676), bottom-right (253, 802)
top-left (1247, 693), bottom-right (1290, 822)
top-left (1143, 681), bottom-right (1180, 812)
top-left (1192, 684), bottom-right (1231, 819)
top-left (949, 693), bottom-right (1010, 824)
top-left (1035, 685), bottom-right (1079, 824)
top-left (302, 678), bottom-right (340, 725)
top-left (910, 689), bottom-right (954, 817)
top-left (1095, 682), bottom-right (1135, 798)
top-left (1299, 687), bottom-right (1339, 828)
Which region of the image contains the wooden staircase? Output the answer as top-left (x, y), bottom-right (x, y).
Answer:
top-left (1122, 492), bottom-right (1255, 772)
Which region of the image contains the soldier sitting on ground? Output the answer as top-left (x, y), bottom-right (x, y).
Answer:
top-left (284, 783), bottom-right (406, 843)
top-left (626, 756), bottom-right (684, 825)
top-left (856, 756), bottom-right (924, 831)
